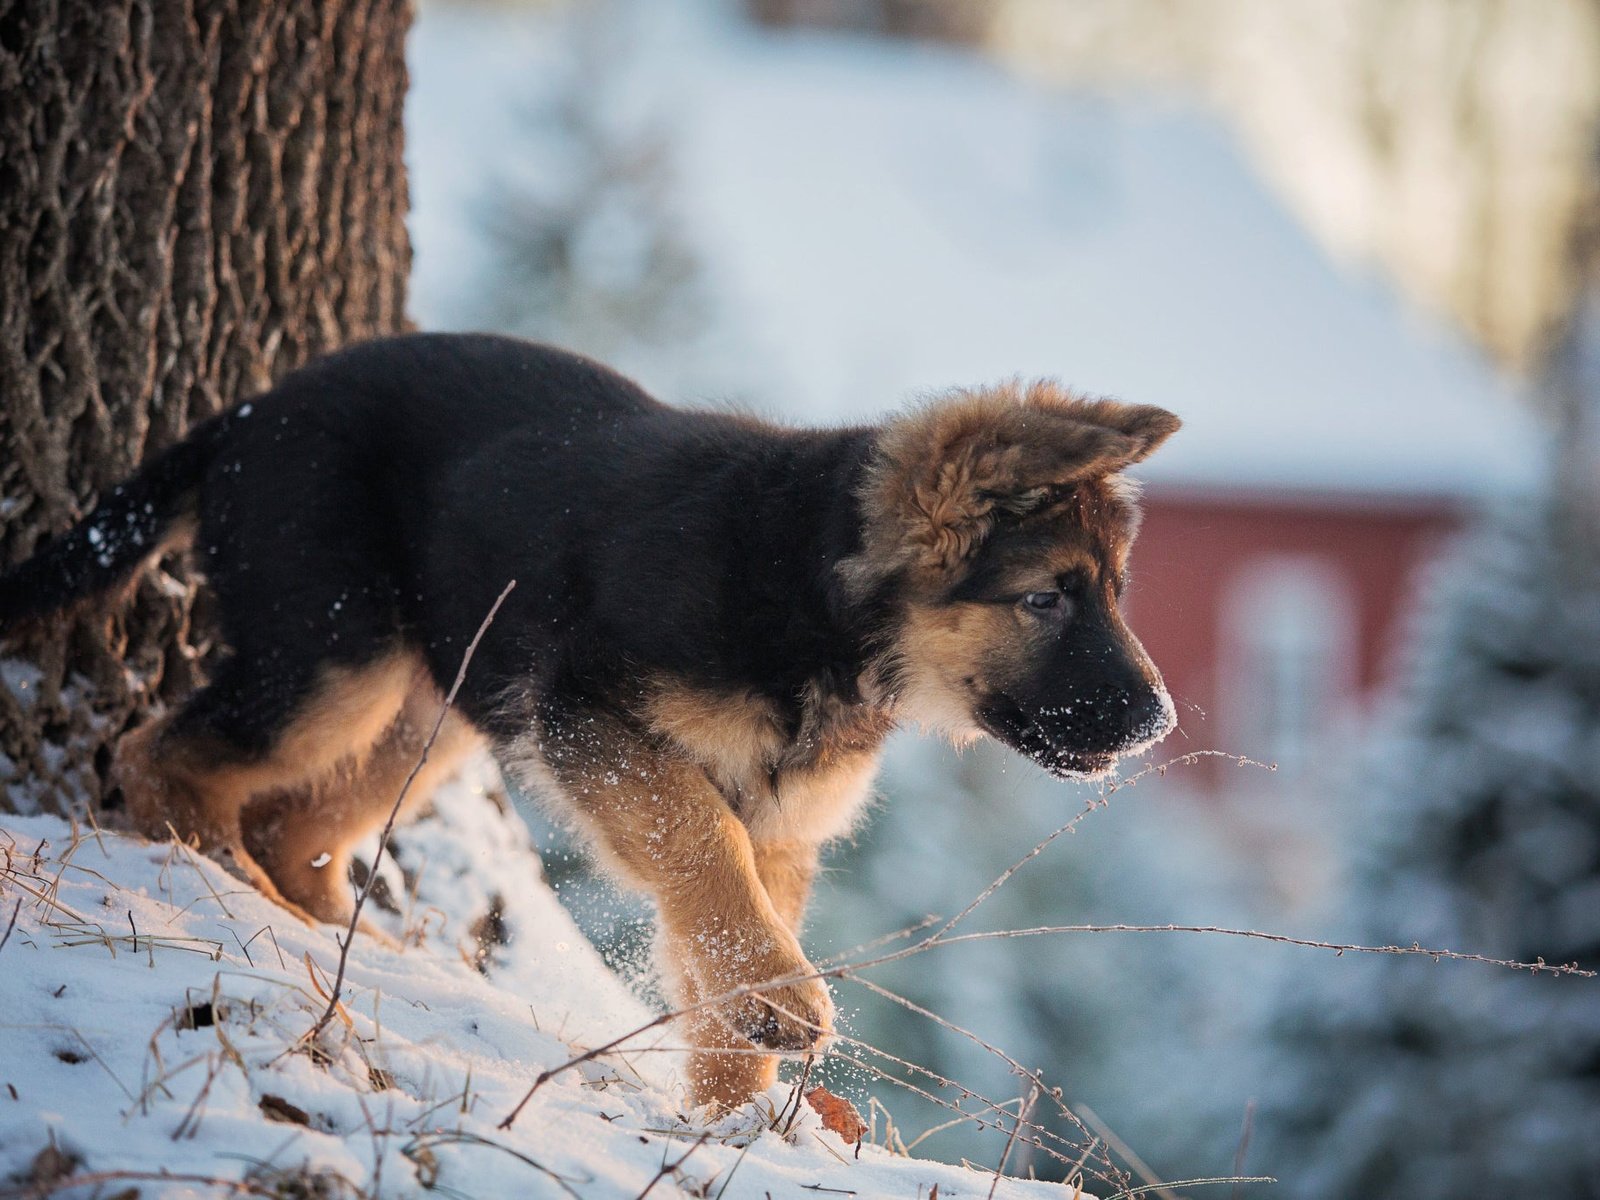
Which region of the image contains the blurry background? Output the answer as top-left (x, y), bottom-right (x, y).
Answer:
top-left (406, 1), bottom-right (1600, 1194)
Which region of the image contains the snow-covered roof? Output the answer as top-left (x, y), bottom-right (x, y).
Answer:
top-left (408, 2), bottom-right (1546, 497)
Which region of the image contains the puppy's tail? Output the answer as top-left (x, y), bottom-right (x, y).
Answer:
top-left (0, 412), bottom-right (233, 630)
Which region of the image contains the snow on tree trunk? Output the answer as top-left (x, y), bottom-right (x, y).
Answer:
top-left (0, 0), bottom-right (412, 815)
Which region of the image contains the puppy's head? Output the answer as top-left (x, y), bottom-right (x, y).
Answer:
top-left (848, 381), bottom-right (1180, 779)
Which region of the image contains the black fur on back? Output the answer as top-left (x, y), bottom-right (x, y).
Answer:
top-left (0, 334), bottom-right (892, 745)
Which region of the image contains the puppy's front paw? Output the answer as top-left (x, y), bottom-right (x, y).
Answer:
top-left (726, 970), bottom-right (834, 1051)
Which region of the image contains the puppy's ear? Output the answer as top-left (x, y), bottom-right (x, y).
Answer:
top-left (1070, 398), bottom-right (1182, 467)
top-left (848, 381), bottom-right (1179, 586)
top-left (975, 393), bottom-right (1181, 504)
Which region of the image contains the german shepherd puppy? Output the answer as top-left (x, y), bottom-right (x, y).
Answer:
top-left (0, 333), bottom-right (1178, 1107)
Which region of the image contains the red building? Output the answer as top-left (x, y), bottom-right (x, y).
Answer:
top-left (1126, 487), bottom-right (1466, 794)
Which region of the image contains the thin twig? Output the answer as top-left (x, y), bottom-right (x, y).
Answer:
top-left (924, 924), bottom-right (1597, 977)
top-left (777, 1054), bottom-right (816, 1136)
top-left (815, 914), bottom-right (940, 968)
top-left (988, 1085), bottom-right (1037, 1200)
top-left (565, 1027), bottom-right (1112, 1183)
top-left (1112, 1178), bottom-right (1276, 1199)
top-left (403, 1129), bottom-right (586, 1198)
top-left (165, 829), bottom-right (237, 918)
top-left (903, 1110), bottom-right (1003, 1156)
top-left (0, 897), bottom-right (19, 954)
top-left (634, 1132), bottom-right (710, 1200)
top-left (712, 1136), bottom-right (756, 1200)
top-left (846, 978), bottom-right (1101, 1142)
top-left (499, 904), bottom-right (1590, 1131)
top-left (0, 866), bottom-right (88, 922)
top-left (822, 1037), bottom-right (1120, 1187)
top-left (1077, 1103), bottom-right (1176, 1200)
top-left (926, 750), bottom-right (1272, 945)
top-left (307, 579), bottom-right (515, 1044)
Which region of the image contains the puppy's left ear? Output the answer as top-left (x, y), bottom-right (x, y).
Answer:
top-left (1072, 400), bottom-right (1181, 469)
top-left (847, 383), bottom-right (1181, 590)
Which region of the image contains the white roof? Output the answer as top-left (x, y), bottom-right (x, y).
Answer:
top-left (408, 2), bottom-right (1546, 497)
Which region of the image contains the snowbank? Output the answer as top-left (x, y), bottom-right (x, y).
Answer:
top-left (0, 758), bottom-right (1083, 1198)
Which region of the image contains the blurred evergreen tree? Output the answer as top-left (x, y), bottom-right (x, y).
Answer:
top-left (472, 0), bottom-right (705, 381)
top-left (1256, 483), bottom-right (1600, 1198)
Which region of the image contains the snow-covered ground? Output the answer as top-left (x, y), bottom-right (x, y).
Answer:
top-left (0, 759), bottom-right (1094, 1198)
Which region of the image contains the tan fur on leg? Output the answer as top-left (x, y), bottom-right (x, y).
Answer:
top-left (752, 840), bottom-right (820, 934)
top-left (242, 681), bottom-right (483, 924)
top-left (528, 715), bottom-right (834, 1109)
top-left (653, 939), bottom-right (781, 1110)
top-left (677, 840), bottom-right (824, 1108)
top-left (113, 652), bottom-right (425, 920)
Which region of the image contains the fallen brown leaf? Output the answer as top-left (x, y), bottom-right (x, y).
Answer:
top-left (805, 1085), bottom-right (867, 1148)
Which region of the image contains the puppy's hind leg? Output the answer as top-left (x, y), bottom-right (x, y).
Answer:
top-left (242, 681), bottom-right (484, 925)
top-left (114, 651), bottom-right (421, 919)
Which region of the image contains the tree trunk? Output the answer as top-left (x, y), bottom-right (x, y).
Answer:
top-left (0, 0), bottom-right (412, 816)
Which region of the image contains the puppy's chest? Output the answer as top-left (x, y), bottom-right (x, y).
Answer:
top-left (646, 683), bottom-right (894, 844)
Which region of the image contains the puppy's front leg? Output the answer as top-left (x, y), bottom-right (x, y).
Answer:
top-left (533, 714), bottom-right (834, 1107)
top-left (753, 839), bottom-right (821, 936)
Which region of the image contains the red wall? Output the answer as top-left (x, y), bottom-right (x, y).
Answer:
top-left (1123, 487), bottom-right (1464, 789)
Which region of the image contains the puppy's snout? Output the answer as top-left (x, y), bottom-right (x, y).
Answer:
top-left (1076, 678), bottom-right (1172, 753)
top-left (1123, 681), bottom-right (1176, 748)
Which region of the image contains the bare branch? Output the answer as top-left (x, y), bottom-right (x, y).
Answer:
top-left (988, 1084), bottom-right (1037, 1200)
top-left (633, 1132), bottom-right (710, 1200)
top-left (925, 924), bottom-right (1597, 978)
top-left (925, 750), bottom-right (1273, 945)
top-left (499, 853), bottom-right (1591, 1130)
top-left (307, 579), bottom-right (516, 1044)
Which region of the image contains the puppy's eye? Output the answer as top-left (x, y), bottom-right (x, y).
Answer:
top-left (1022, 590), bottom-right (1062, 612)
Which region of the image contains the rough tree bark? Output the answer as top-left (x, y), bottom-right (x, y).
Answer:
top-left (0, 0), bottom-right (412, 815)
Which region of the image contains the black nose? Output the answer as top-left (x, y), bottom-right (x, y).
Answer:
top-left (1076, 679), bottom-right (1173, 753)
top-left (976, 672), bottom-right (1177, 778)
top-left (1123, 682), bottom-right (1174, 747)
